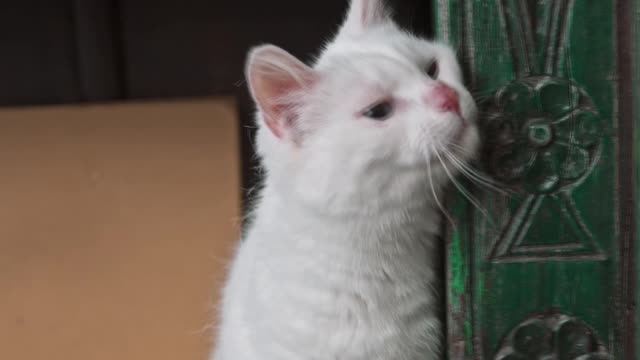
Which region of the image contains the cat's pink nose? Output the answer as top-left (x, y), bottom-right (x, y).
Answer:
top-left (425, 83), bottom-right (460, 115)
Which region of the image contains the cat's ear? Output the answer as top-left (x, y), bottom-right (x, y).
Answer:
top-left (246, 45), bottom-right (317, 141)
top-left (337, 0), bottom-right (391, 36)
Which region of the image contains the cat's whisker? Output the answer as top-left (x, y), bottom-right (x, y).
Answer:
top-left (440, 150), bottom-right (510, 195)
top-left (471, 94), bottom-right (491, 102)
top-left (442, 157), bottom-right (495, 189)
top-left (450, 160), bottom-right (506, 192)
top-left (418, 123), bottom-right (498, 194)
top-left (439, 141), bottom-right (505, 189)
top-left (430, 143), bottom-right (492, 223)
top-left (451, 166), bottom-right (508, 195)
top-left (426, 149), bottom-right (456, 229)
top-left (443, 144), bottom-right (507, 186)
top-left (470, 88), bottom-right (496, 97)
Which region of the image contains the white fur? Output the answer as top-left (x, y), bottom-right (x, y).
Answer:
top-left (211, 1), bottom-right (479, 359)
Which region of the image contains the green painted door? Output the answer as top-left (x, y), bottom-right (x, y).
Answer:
top-left (434, 0), bottom-right (639, 359)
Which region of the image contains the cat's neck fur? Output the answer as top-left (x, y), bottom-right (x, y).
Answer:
top-left (250, 180), bottom-right (444, 251)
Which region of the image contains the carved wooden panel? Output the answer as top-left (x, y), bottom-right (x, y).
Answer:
top-left (435, 0), bottom-right (638, 359)
top-left (494, 313), bottom-right (610, 360)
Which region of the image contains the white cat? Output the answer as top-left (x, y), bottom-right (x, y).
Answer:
top-left (211, 0), bottom-right (479, 359)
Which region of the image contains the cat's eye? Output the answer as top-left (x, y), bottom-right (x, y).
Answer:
top-left (426, 60), bottom-right (439, 79)
top-left (363, 101), bottom-right (394, 121)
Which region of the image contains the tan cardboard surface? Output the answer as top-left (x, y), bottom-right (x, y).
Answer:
top-left (0, 98), bottom-right (240, 360)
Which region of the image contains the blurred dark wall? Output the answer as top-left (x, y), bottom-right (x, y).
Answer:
top-left (0, 0), bottom-right (431, 211)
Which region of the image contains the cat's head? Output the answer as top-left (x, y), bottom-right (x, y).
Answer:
top-left (246, 0), bottom-right (479, 216)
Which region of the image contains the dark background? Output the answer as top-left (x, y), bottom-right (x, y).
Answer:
top-left (0, 0), bottom-right (431, 210)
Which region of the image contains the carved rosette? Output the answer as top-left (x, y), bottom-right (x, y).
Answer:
top-left (485, 77), bottom-right (601, 194)
top-left (494, 314), bottom-right (610, 360)
top-left (485, 76), bottom-right (605, 262)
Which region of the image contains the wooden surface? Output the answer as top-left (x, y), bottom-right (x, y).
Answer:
top-left (634, 0), bottom-right (640, 353)
top-left (0, 98), bottom-right (240, 360)
top-left (618, 0), bottom-right (639, 356)
top-left (435, 0), bottom-right (636, 359)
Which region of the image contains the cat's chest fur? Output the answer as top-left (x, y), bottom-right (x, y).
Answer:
top-left (215, 200), bottom-right (443, 360)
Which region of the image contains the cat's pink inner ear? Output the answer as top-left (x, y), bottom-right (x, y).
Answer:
top-left (339, 0), bottom-right (390, 36)
top-left (246, 45), bottom-right (316, 140)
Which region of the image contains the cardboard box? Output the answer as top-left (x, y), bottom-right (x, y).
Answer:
top-left (0, 98), bottom-right (241, 360)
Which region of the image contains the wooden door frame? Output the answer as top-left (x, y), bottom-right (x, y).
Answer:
top-left (617, 0), bottom-right (638, 356)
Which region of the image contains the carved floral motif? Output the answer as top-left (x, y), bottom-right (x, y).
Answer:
top-left (494, 313), bottom-right (610, 360)
top-left (484, 76), bottom-right (605, 262)
top-left (485, 77), bottom-right (601, 194)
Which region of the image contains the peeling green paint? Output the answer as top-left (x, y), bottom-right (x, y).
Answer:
top-left (449, 229), bottom-right (465, 312)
